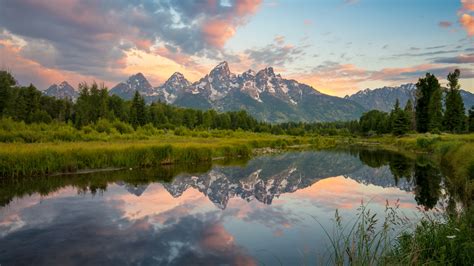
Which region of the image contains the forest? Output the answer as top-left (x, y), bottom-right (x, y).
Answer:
top-left (1, 69), bottom-right (473, 140)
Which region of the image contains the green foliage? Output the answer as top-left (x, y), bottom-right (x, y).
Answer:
top-left (444, 69), bottom-right (466, 133)
top-left (389, 207), bottom-right (474, 265)
top-left (415, 73), bottom-right (444, 133)
top-left (130, 91), bottom-right (147, 128)
top-left (359, 110), bottom-right (390, 135)
top-left (391, 99), bottom-right (410, 136)
top-left (0, 71), bottom-right (16, 115)
top-left (469, 106), bottom-right (474, 133)
top-left (403, 99), bottom-right (416, 131)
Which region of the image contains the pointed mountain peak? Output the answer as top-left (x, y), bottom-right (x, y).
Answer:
top-left (44, 81), bottom-right (78, 99)
top-left (170, 72), bottom-right (184, 79)
top-left (210, 61), bottom-right (231, 77)
top-left (59, 81), bottom-right (71, 86)
top-left (164, 72), bottom-right (190, 87)
top-left (214, 61), bottom-right (229, 69)
top-left (128, 72), bottom-right (146, 81)
top-left (257, 66), bottom-right (276, 78)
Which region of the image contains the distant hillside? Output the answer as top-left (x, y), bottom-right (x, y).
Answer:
top-left (346, 84), bottom-right (474, 112)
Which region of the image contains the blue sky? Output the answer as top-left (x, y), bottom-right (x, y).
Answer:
top-left (0, 0), bottom-right (472, 96)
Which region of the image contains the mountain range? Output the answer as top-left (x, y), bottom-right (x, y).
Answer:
top-left (346, 83), bottom-right (474, 112)
top-left (43, 62), bottom-right (474, 122)
top-left (44, 81), bottom-right (78, 100)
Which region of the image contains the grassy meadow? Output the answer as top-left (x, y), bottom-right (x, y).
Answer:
top-left (0, 119), bottom-right (341, 177)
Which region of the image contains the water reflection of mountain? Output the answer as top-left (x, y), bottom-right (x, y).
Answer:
top-left (116, 181), bottom-right (149, 196)
top-left (161, 151), bottom-right (415, 209)
top-left (1, 150), bottom-right (425, 209)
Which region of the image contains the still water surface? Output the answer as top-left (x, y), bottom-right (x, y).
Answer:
top-left (0, 149), bottom-right (443, 265)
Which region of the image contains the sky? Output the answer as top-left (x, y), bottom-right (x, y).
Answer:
top-left (0, 0), bottom-right (473, 96)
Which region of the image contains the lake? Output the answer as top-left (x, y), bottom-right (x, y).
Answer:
top-left (0, 149), bottom-right (444, 265)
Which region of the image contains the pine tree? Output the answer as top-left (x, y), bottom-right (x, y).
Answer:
top-left (444, 69), bottom-right (465, 133)
top-left (391, 99), bottom-right (410, 136)
top-left (130, 91), bottom-right (146, 128)
top-left (0, 71), bottom-right (16, 115)
top-left (469, 106), bottom-right (474, 133)
top-left (404, 99), bottom-right (416, 131)
top-left (428, 85), bottom-right (443, 132)
top-left (415, 73), bottom-right (443, 133)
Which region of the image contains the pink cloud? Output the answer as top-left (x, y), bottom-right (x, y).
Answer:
top-left (202, 19), bottom-right (238, 48)
top-left (460, 13), bottom-right (474, 36)
top-left (0, 39), bottom-right (112, 89)
top-left (201, 0), bottom-right (262, 48)
top-left (461, 0), bottom-right (474, 12)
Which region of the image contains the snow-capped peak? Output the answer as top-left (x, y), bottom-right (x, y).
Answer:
top-left (210, 61), bottom-right (231, 78)
top-left (257, 67), bottom-right (276, 78)
top-left (59, 81), bottom-right (73, 89)
top-left (164, 72), bottom-right (189, 87)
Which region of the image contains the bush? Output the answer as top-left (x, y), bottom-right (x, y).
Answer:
top-left (95, 119), bottom-right (113, 134)
top-left (112, 120), bottom-right (134, 134)
top-left (174, 126), bottom-right (189, 136)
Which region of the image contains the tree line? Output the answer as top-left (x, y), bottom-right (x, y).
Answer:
top-left (359, 69), bottom-right (474, 135)
top-left (0, 69), bottom-right (473, 136)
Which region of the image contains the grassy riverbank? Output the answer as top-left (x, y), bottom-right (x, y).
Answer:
top-left (0, 131), bottom-right (337, 177)
top-left (353, 133), bottom-right (474, 204)
top-left (334, 133), bottom-right (474, 265)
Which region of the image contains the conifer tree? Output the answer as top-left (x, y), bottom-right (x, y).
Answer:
top-left (391, 99), bottom-right (410, 136)
top-left (130, 91), bottom-right (146, 128)
top-left (404, 99), bottom-right (416, 131)
top-left (415, 73), bottom-right (443, 133)
top-left (0, 71), bottom-right (16, 115)
top-left (444, 69), bottom-right (465, 133)
top-left (469, 106), bottom-right (474, 133)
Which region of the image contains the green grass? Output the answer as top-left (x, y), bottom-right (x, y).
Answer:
top-left (328, 133), bottom-right (474, 265)
top-left (0, 132), bottom-right (336, 177)
top-left (320, 202), bottom-right (474, 266)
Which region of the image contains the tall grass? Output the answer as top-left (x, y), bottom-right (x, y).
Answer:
top-left (318, 201), bottom-right (474, 265)
top-left (0, 133), bottom-right (329, 177)
top-left (316, 200), bottom-right (411, 266)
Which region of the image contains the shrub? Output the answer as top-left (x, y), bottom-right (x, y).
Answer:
top-left (95, 119), bottom-right (113, 134)
top-left (112, 120), bottom-right (134, 134)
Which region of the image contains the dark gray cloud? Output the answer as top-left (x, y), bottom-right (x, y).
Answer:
top-left (0, 0), bottom-right (261, 80)
top-left (433, 54), bottom-right (474, 64)
top-left (244, 38), bottom-right (309, 67)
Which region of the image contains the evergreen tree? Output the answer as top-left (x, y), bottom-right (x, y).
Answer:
top-left (404, 99), bottom-right (416, 131)
top-left (428, 85), bottom-right (443, 132)
top-left (444, 69), bottom-right (465, 133)
top-left (74, 83), bottom-right (92, 128)
top-left (0, 71), bottom-right (16, 115)
top-left (391, 99), bottom-right (410, 136)
top-left (415, 73), bottom-right (443, 133)
top-left (469, 106), bottom-right (474, 133)
top-left (130, 91), bottom-right (146, 128)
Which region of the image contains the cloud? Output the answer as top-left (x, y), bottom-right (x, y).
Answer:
top-left (0, 38), bottom-right (109, 89)
top-left (433, 53), bottom-right (474, 64)
top-left (243, 36), bottom-right (308, 68)
top-left (460, 13), bottom-right (474, 36)
top-left (461, 0), bottom-right (474, 12)
top-left (344, 0), bottom-right (359, 4)
top-left (392, 49), bottom-right (461, 57)
top-left (0, 0), bottom-right (262, 86)
top-left (293, 60), bottom-right (474, 96)
top-left (438, 21), bottom-right (452, 28)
